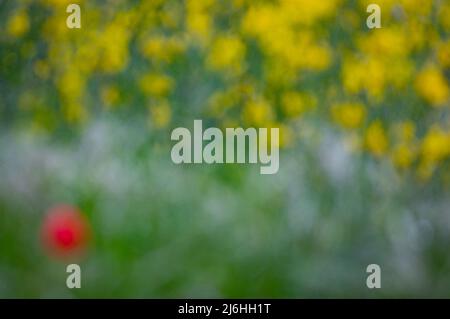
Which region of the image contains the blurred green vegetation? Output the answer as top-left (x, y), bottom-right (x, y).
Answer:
top-left (0, 0), bottom-right (449, 297)
top-left (1, 117), bottom-right (449, 297)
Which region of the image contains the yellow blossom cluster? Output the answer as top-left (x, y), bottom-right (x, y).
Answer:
top-left (0, 0), bottom-right (449, 181)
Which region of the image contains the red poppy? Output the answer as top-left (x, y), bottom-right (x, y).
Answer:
top-left (41, 204), bottom-right (90, 259)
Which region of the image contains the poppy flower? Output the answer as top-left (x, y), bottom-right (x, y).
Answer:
top-left (41, 204), bottom-right (90, 259)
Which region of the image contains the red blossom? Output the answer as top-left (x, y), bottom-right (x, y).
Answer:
top-left (41, 204), bottom-right (90, 259)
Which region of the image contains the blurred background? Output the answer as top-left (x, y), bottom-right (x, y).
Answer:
top-left (0, 0), bottom-right (449, 297)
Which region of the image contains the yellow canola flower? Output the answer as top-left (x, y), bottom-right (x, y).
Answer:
top-left (357, 27), bottom-right (411, 58)
top-left (242, 98), bottom-right (273, 127)
top-left (275, 32), bottom-right (331, 71)
top-left (150, 100), bottom-right (172, 129)
top-left (415, 65), bottom-right (449, 106)
top-left (421, 126), bottom-right (450, 164)
top-left (281, 92), bottom-right (316, 118)
top-left (390, 121), bottom-right (418, 169)
top-left (387, 58), bottom-right (414, 90)
top-left (140, 36), bottom-right (184, 63)
top-left (279, 0), bottom-right (340, 26)
top-left (73, 40), bottom-right (101, 74)
top-left (139, 73), bottom-right (173, 97)
top-left (186, 0), bottom-right (214, 43)
top-left (331, 102), bottom-right (366, 129)
top-left (365, 121), bottom-right (389, 157)
top-left (417, 126), bottom-right (450, 180)
top-left (342, 56), bottom-right (386, 99)
top-left (7, 10), bottom-right (29, 38)
top-left (299, 43), bottom-right (332, 71)
top-left (206, 35), bottom-right (246, 74)
top-left (187, 12), bottom-right (211, 42)
top-left (241, 4), bottom-right (279, 39)
top-left (391, 144), bottom-right (416, 169)
top-left (208, 84), bottom-right (256, 118)
top-left (278, 124), bottom-right (294, 148)
top-left (97, 24), bottom-right (130, 73)
top-left (63, 102), bottom-right (87, 124)
top-left (57, 70), bottom-right (85, 100)
top-left (256, 122), bottom-right (291, 149)
top-left (242, 6), bottom-right (332, 71)
top-left (264, 60), bottom-right (297, 88)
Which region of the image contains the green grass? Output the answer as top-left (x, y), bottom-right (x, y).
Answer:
top-left (0, 116), bottom-right (448, 298)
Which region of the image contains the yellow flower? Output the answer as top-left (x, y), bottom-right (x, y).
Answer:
top-left (187, 12), bottom-right (211, 41)
top-left (256, 121), bottom-right (287, 150)
top-left (281, 92), bottom-right (316, 118)
top-left (280, 0), bottom-right (339, 26)
top-left (415, 65), bottom-right (449, 106)
top-left (186, 0), bottom-right (214, 42)
top-left (242, 5), bottom-right (332, 72)
top-left (7, 10), bottom-right (29, 38)
top-left (206, 35), bottom-right (246, 74)
top-left (357, 27), bottom-right (410, 58)
top-left (63, 102), bottom-right (87, 124)
top-left (141, 37), bottom-right (166, 60)
top-left (342, 56), bottom-right (386, 99)
top-left (264, 60), bottom-right (297, 88)
top-left (57, 70), bottom-right (85, 100)
top-left (242, 98), bottom-right (273, 126)
top-left (300, 43), bottom-right (332, 71)
top-left (365, 121), bottom-right (388, 157)
top-left (241, 4), bottom-right (277, 39)
top-left (279, 124), bottom-right (294, 148)
top-left (139, 73), bottom-right (173, 97)
top-left (150, 100), bottom-right (172, 128)
top-left (140, 36), bottom-right (184, 63)
top-left (98, 24), bottom-right (130, 73)
top-left (331, 102), bottom-right (366, 129)
top-left (421, 126), bottom-right (450, 164)
top-left (391, 144), bottom-right (416, 169)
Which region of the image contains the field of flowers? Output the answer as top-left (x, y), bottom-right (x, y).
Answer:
top-left (0, 0), bottom-right (449, 297)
